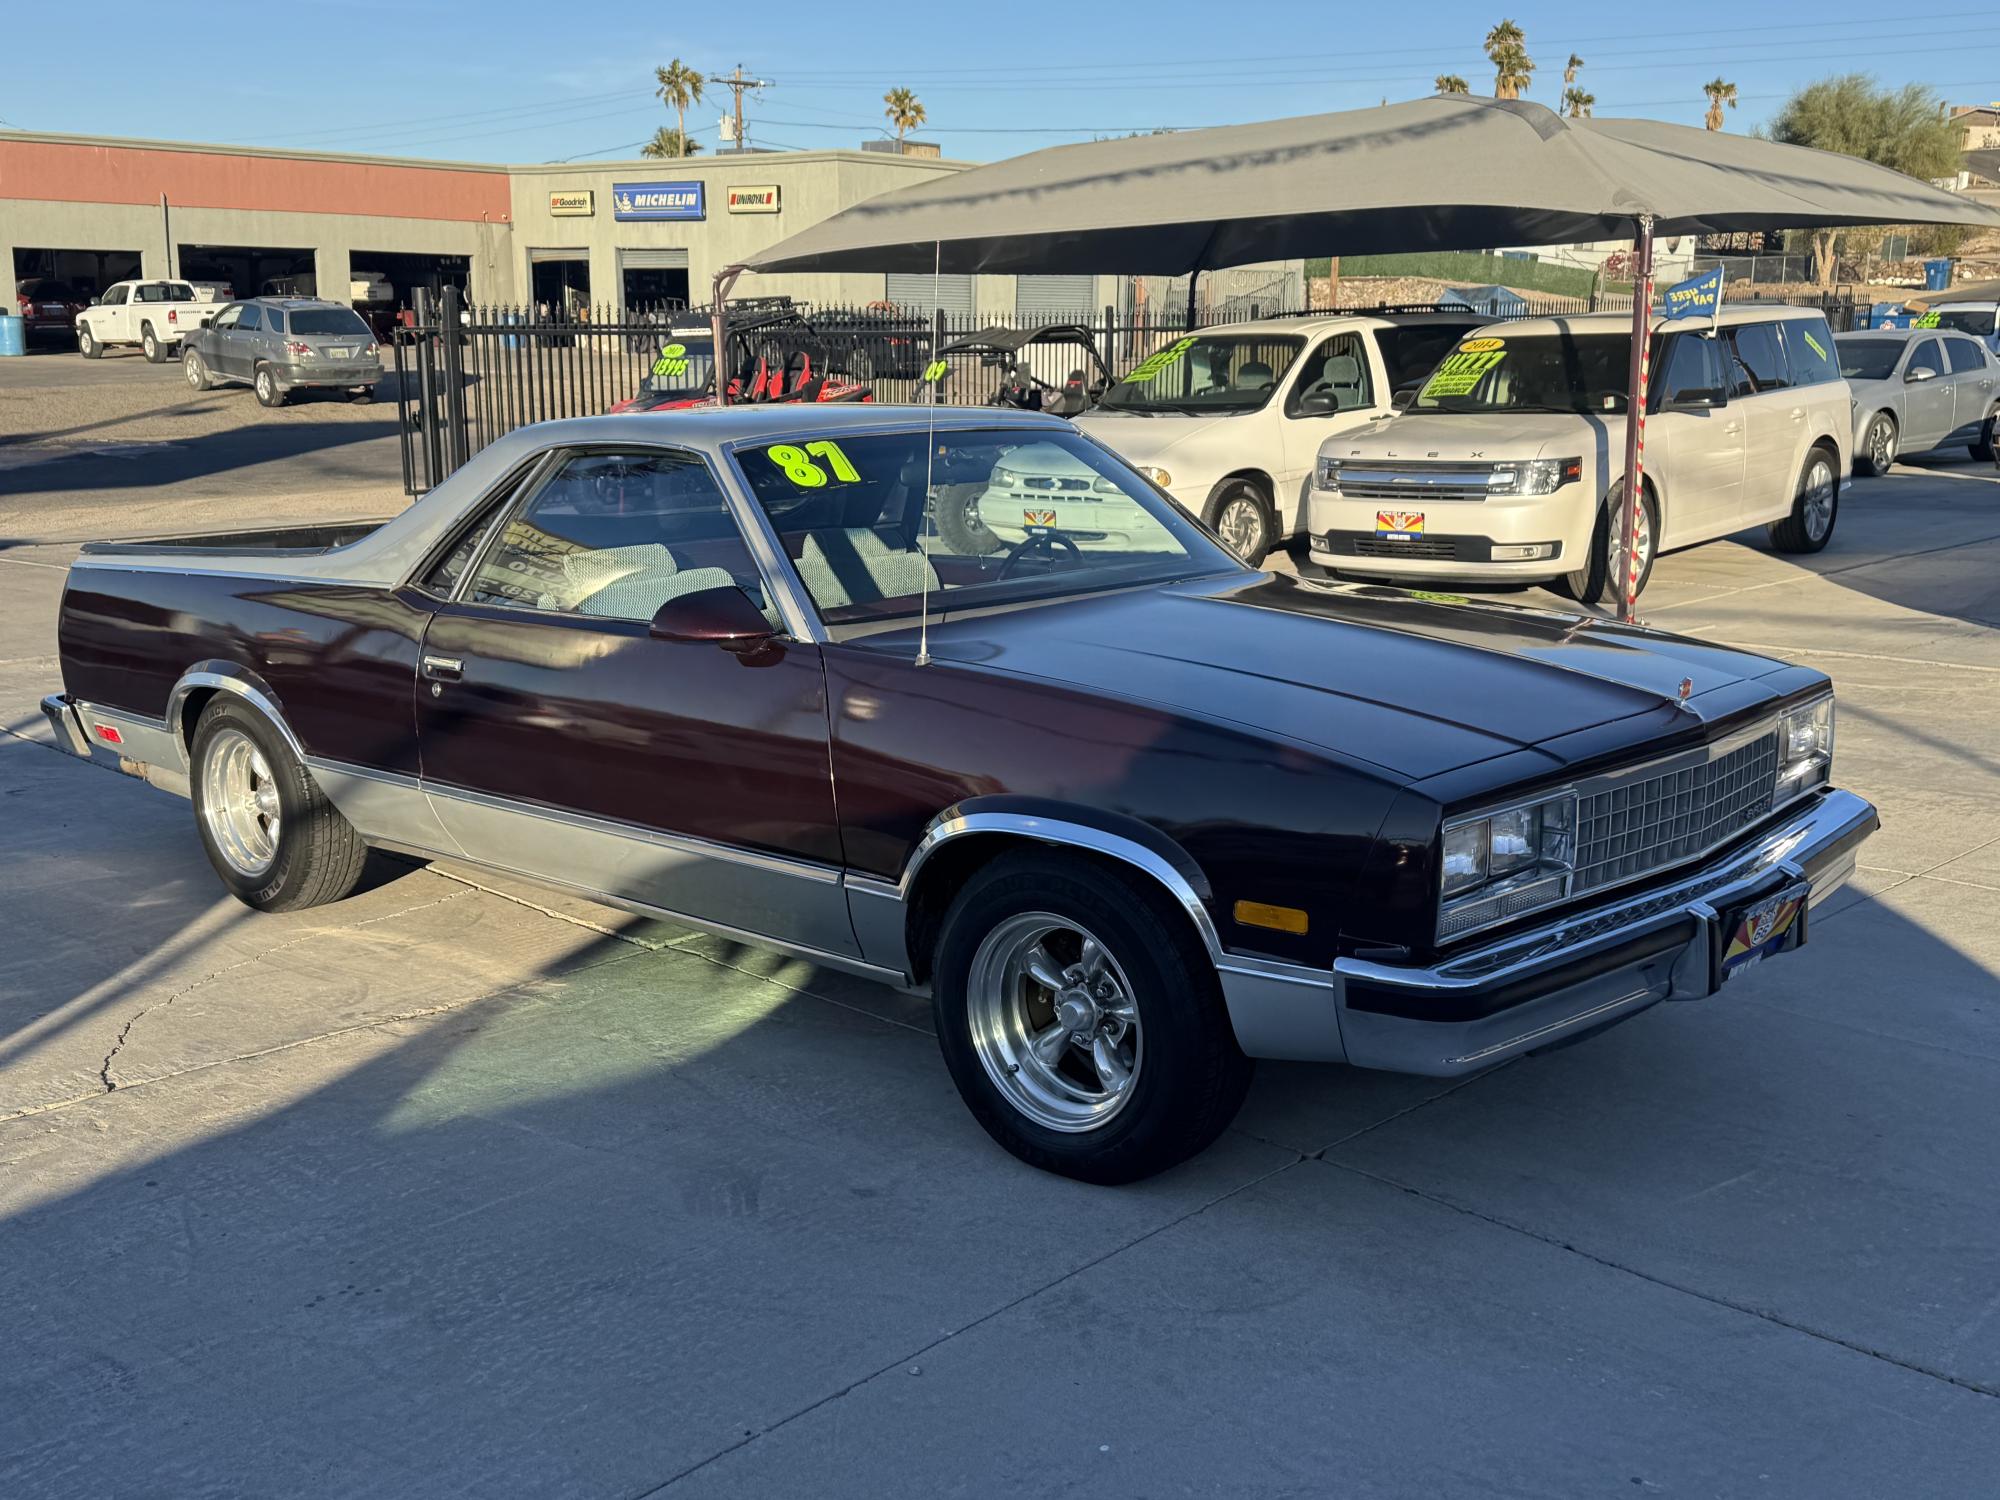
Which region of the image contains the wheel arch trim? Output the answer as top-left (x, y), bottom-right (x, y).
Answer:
top-left (167, 663), bottom-right (305, 768)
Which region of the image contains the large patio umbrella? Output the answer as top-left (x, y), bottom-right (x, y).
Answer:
top-left (718, 97), bottom-right (2000, 618)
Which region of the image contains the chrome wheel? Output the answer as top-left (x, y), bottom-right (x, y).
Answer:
top-left (256, 369), bottom-right (275, 403)
top-left (185, 353), bottom-right (205, 388)
top-left (1215, 494), bottom-right (1265, 560)
top-left (199, 727), bottom-right (281, 878)
top-left (1867, 414), bottom-right (1896, 472)
top-left (1802, 456), bottom-right (1836, 543)
top-left (1606, 494), bottom-right (1652, 583)
top-left (965, 913), bottom-right (1142, 1133)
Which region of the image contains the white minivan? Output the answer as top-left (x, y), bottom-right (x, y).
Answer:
top-left (1307, 306), bottom-right (1851, 603)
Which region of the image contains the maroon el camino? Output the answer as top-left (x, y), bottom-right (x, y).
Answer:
top-left (43, 406), bottom-right (1877, 1182)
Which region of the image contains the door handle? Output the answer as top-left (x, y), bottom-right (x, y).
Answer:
top-left (420, 654), bottom-right (463, 681)
top-left (1789, 407), bottom-right (1805, 422)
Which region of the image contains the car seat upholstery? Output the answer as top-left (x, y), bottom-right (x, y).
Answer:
top-left (1235, 361), bottom-right (1275, 391)
top-left (538, 543), bottom-right (740, 621)
top-left (1324, 353), bottom-right (1364, 409)
top-left (796, 528), bottom-right (942, 609)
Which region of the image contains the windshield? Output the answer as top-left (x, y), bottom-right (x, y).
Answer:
top-left (1412, 331), bottom-right (1638, 414)
top-left (1837, 338), bottom-right (1905, 380)
top-left (734, 427), bottom-right (1237, 625)
top-left (1097, 333), bottom-right (1304, 415)
top-left (1933, 309), bottom-right (1995, 337)
top-left (289, 308), bottom-right (372, 337)
top-left (1375, 322), bottom-right (1486, 392)
top-left (639, 333), bottom-right (716, 397)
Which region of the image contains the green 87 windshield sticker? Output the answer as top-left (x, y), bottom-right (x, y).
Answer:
top-left (652, 342), bottom-right (690, 377)
top-left (1913, 311), bottom-right (1941, 329)
top-left (1122, 336), bottom-right (1198, 383)
top-left (765, 440), bottom-right (863, 488)
top-left (1422, 338), bottom-right (1507, 398)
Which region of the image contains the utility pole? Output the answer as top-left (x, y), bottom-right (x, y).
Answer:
top-left (712, 65), bottom-right (772, 153)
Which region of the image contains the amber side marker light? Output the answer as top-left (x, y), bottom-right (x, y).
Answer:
top-left (1233, 900), bottom-right (1309, 935)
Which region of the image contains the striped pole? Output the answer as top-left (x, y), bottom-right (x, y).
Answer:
top-left (1618, 215), bottom-right (1656, 625)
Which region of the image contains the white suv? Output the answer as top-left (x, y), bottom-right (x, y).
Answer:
top-left (1307, 305), bottom-right (1851, 603)
top-left (1070, 312), bottom-right (1488, 564)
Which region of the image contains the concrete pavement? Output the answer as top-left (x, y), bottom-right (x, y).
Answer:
top-left (3, 451), bottom-right (1999, 1495)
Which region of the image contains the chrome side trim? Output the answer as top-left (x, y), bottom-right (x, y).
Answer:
top-left (898, 810), bottom-right (1224, 963)
top-left (1215, 953), bottom-right (1347, 1063)
top-left (303, 760), bottom-right (459, 855)
top-left (164, 667), bottom-right (306, 767)
top-left (845, 874), bottom-right (913, 977)
top-left (69, 702), bottom-right (181, 771)
top-left (40, 694), bottom-right (91, 758)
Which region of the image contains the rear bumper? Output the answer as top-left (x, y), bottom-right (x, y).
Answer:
top-left (1217, 787), bottom-right (1878, 1073)
top-left (41, 694), bottom-right (91, 757)
top-left (278, 364), bottom-right (381, 388)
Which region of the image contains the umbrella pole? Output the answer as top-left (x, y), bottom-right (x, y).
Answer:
top-left (1617, 215), bottom-right (1656, 624)
top-left (1185, 269), bottom-right (1200, 329)
top-left (711, 265), bottom-right (744, 406)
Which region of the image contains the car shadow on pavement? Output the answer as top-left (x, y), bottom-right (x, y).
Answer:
top-left (0, 416), bottom-right (401, 501)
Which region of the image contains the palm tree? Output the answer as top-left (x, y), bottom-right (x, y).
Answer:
top-left (884, 86), bottom-right (926, 146)
top-left (1483, 20), bottom-right (1533, 100)
top-left (641, 126), bottom-right (703, 160)
top-left (1435, 74), bottom-right (1470, 95)
top-left (1563, 52), bottom-right (1584, 86)
top-left (1703, 77), bottom-right (1738, 131)
top-left (1562, 87), bottom-right (1594, 118)
top-left (653, 59), bottom-right (705, 157)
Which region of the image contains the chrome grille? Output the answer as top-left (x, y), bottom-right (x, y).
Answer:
top-left (1332, 463), bottom-right (1507, 504)
top-left (1574, 731), bottom-right (1779, 893)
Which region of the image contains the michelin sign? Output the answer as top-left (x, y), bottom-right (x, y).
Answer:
top-left (613, 182), bottom-right (706, 221)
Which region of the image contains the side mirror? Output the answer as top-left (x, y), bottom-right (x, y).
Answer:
top-left (1907, 365), bottom-right (1938, 383)
top-left (1296, 389), bottom-right (1340, 417)
top-left (1390, 388), bottom-right (1417, 411)
top-left (1664, 389), bottom-right (1725, 412)
top-left (649, 585), bottom-right (780, 653)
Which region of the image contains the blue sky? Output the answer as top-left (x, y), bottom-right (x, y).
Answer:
top-left (8, 0), bottom-right (1997, 162)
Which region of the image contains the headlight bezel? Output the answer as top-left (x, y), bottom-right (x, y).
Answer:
top-left (1492, 456), bottom-right (1583, 496)
top-left (1315, 456), bottom-right (1343, 492)
top-left (1436, 789), bottom-right (1579, 943)
top-left (1776, 694), bottom-right (1835, 797)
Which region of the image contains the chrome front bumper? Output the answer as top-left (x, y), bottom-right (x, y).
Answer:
top-left (1218, 788), bottom-right (1877, 1074)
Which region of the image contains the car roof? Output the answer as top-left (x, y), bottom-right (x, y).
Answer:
top-left (1471, 303), bottom-right (1831, 339)
top-left (1199, 310), bottom-right (1491, 336)
top-left (516, 404), bottom-right (1077, 448)
top-left (246, 296), bottom-right (348, 308)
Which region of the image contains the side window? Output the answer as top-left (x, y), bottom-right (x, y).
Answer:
top-left (1288, 332), bottom-right (1373, 414)
top-left (1783, 318), bottom-right (1839, 386)
top-left (102, 285), bottom-right (129, 306)
top-left (264, 307), bottom-right (286, 335)
top-left (212, 304), bottom-right (242, 330)
top-left (417, 460), bottom-right (545, 597)
top-left (1908, 338), bottom-right (1944, 377)
top-left (1726, 321), bottom-right (1790, 396)
top-left (466, 450), bottom-right (768, 623)
top-left (238, 305), bottom-right (264, 332)
top-left (136, 284), bottom-right (167, 303)
top-left (1946, 337), bottom-right (1988, 375)
top-left (1655, 333), bottom-right (1724, 405)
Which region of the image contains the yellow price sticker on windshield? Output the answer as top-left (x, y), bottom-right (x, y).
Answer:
top-left (921, 359), bottom-right (949, 383)
top-left (1123, 336), bottom-right (1198, 383)
top-left (1801, 330), bottom-right (1828, 359)
top-left (652, 342), bottom-right (691, 377)
top-left (1913, 311), bottom-right (1941, 329)
top-left (766, 439), bottom-right (863, 488)
top-left (1422, 345), bottom-right (1507, 398)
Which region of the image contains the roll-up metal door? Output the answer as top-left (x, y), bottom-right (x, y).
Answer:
top-left (619, 248), bottom-right (691, 270)
top-left (527, 247), bottom-right (588, 264)
top-left (886, 272), bottom-right (974, 319)
top-left (1015, 274), bottom-right (1095, 318)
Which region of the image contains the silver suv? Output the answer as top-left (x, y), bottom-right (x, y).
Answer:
top-left (181, 297), bottom-right (381, 407)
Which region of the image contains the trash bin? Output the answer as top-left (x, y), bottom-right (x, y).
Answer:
top-left (0, 315), bottom-right (25, 357)
top-left (1924, 258), bottom-right (1953, 292)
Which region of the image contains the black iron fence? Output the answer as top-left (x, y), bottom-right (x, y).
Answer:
top-left (392, 286), bottom-right (1865, 496)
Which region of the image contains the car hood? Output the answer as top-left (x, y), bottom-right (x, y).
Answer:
top-left (908, 573), bottom-right (1800, 781)
top-left (1073, 409), bottom-right (1242, 465)
top-left (1331, 410), bottom-right (1610, 464)
top-left (1843, 375), bottom-right (1898, 405)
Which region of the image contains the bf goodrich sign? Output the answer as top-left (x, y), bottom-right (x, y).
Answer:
top-left (612, 182), bottom-right (706, 221)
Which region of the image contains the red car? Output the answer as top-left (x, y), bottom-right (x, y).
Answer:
top-left (15, 277), bottom-right (89, 345)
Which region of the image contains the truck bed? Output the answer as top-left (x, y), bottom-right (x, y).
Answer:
top-left (77, 522), bottom-right (387, 558)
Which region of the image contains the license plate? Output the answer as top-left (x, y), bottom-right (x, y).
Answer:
top-left (1023, 509), bottom-right (1057, 527)
top-left (1375, 510), bottom-right (1424, 539)
top-left (41, 305), bottom-right (64, 316)
top-left (325, 346), bottom-right (352, 360)
top-left (1715, 882), bottom-right (1809, 985)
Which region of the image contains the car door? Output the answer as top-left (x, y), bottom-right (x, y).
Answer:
top-left (1944, 336), bottom-right (1997, 442)
top-left (1651, 330), bottom-right (1742, 543)
top-left (413, 443), bottom-right (854, 955)
top-left (1278, 331), bottom-right (1377, 530)
top-left (1901, 336), bottom-right (1954, 449)
top-left (204, 303), bottom-right (244, 373)
top-left (1722, 319), bottom-right (1800, 521)
top-left (96, 283), bottom-right (132, 341)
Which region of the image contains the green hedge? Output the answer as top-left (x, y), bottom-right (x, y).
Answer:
top-left (1306, 252), bottom-right (1599, 298)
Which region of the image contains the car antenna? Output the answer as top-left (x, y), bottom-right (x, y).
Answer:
top-left (916, 238), bottom-right (941, 668)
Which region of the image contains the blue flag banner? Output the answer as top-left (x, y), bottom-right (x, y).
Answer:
top-left (1662, 266), bottom-right (1724, 321)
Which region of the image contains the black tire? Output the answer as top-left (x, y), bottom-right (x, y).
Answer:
top-left (141, 324), bottom-right (166, 363)
top-left (1561, 483), bottom-right (1657, 607)
top-left (77, 324), bottom-right (102, 359)
top-left (189, 697), bottom-right (369, 913)
top-left (1769, 446), bottom-right (1840, 555)
top-left (931, 850), bottom-right (1253, 1184)
top-left (254, 363), bottom-right (287, 408)
top-left (1970, 403), bottom-right (1999, 463)
top-left (184, 349), bottom-right (212, 391)
top-left (1855, 411), bottom-right (1897, 477)
top-left (1203, 478), bottom-right (1275, 566)
top-left (932, 481), bottom-right (1003, 555)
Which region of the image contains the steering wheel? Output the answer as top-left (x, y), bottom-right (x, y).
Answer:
top-left (997, 528), bottom-right (1084, 579)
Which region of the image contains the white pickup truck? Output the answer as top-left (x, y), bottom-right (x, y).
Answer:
top-left (74, 280), bottom-right (222, 363)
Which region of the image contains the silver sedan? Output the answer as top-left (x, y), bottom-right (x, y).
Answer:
top-left (1837, 327), bottom-right (2000, 476)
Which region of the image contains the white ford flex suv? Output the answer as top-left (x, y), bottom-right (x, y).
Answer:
top-left (1307, 305), bottom-right (1851, 603)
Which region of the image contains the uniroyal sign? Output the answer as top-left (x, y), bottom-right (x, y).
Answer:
top-left (726, 184), bottom-right (781, 214)
top-left (548, 190), bottom-right (594, 217)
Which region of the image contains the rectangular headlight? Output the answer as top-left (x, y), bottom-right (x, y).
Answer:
top-left (1493, 457), bottom-right (1582, 496)
top-left (1438, 792), bottom-right (1577, 942)
top-left (1776, 695), bottom-right (1835, 793)
top-left (1315, 456), bottom-right (1343, 492)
